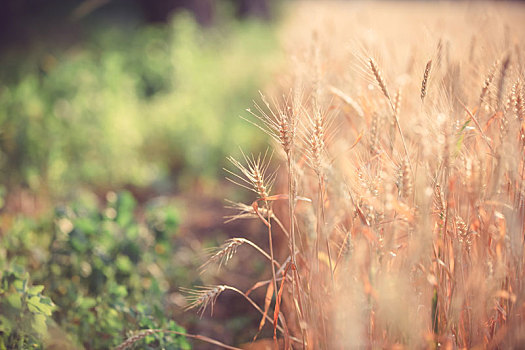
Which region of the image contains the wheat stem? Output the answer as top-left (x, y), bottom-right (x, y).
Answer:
top-left (115, 329), bottom-right (242, 350)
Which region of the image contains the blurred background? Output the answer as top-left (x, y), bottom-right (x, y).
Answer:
top-left (0, 0), bottom-right (281, 201)
top-left (0, 0), bottom-right (283, 349)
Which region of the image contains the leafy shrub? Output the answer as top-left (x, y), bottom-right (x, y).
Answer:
top-left (1, 191), bottom-right (190, 349)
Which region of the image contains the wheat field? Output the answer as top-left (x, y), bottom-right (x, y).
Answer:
top-left (123, 1), bottom-right (525, 349)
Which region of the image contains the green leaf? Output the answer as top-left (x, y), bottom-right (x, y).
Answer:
top-left (0, 316), bottom-right (12, 333)
top-left (13, 278), bottom-right (25, 292)
top-left (145, 334), bottom-right (156, 344)
top-left (75, 217), bottom-right (97, 235)
top-left (37, 302), bottom-right (54, 316)
top-left (27, 296), bottom-right (54, 316)
top-left (6, 293), bottom-right (22, 309)
top-left (39, 296), bottom-right (54, 306)
top-left (78, 297), bottom-right (97, 309)
top-left (110, 284), bottom-right (128, 298)
top-left (28, 285), bottom-right (45, 295)
top-left (115, 255), bottom-right (132, 273)
top-left (27, 296), bottom-right (42, 313)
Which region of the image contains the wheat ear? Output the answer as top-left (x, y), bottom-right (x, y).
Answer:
top-left (421, 59), bottom-right (432, 102)
top-left (369, 57), bottom-right (390, 101)
top-left (200, 237), bottom-right (280, 271)
top-left (480, 60), bottom-right (499, 106)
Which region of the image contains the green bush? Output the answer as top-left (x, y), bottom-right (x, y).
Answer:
top-left (0, 13), bottom-right (277, 195)
top-left (0, 191), bottom-right (190, 349)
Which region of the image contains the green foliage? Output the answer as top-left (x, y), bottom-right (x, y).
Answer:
top-left (0, 13), bottom-right (277, 194)
top-left (1, 191), bottom-right (190, 349)
top-left (0, 267), bottom-right (55, 349)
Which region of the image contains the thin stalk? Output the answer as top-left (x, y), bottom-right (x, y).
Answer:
top-left (287, 154), bottom-right (308, 348)
top-left (390, 102), bottom-right (413, 176)
top-left (315, 182), bottom-right (321, 274)
top-left (229, 285), bottom-right (273, 332)
top-left (227, 285), bottom-right (300, 343)
top-left (243, 237), bottom-right (281, 270)
top-left (318, 175), bottom-right (334, 284)
top-left (266, 203), bottom-right (279, 318)
top-left (116, 329), bottom-right (243, 350)
top-left (292, 266), bottom-right (307, 348)
top-left (313, 174), bottom-right (332, 350)
top-left (458, 99), bottom-right (494, 154)
top-left (288, 157), bottom-right (297, 271)
top-left (272, 213), bottom-right (290, 239)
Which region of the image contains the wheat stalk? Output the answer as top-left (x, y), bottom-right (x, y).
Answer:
top-left (115, 329), bottom-right (242, 350)
top-left (368, 57), bottom-right (413, 178)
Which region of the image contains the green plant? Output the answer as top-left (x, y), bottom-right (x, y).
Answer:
top-left (0, 266), bottom-right (55, 349)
